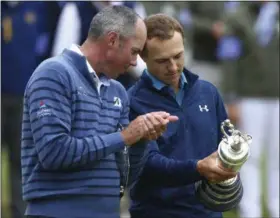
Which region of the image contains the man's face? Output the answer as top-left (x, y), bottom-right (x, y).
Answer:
top-left (143, 31), bottom-right (185, 88)
top-left (106, 19), bottom-right (147, 79)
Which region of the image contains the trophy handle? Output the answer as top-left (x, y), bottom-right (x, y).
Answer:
top-left (243, 134), bottom-right (252, 145)
top-left (221, 119), bottom-right (235, 139)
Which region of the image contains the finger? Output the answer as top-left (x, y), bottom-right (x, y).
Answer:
top-left (214, 166), bottom-right (237, 178)
top-left (210, 172), bottom-right (236, 183)
top-left (150, 112), bottom-right (178, 122)
top-left (146, 113), bottom-right (161, 128)
top-left (140, 115), bottom-right (152, 138)
top-left (142, 118), bottom-right (149, 134)
top-left (143, 114), bottom-right (159, 137)
top-left (214, 174), bottom-right (237, 183)
top-left (140, 115), bottom-right (160, 140)
top-left (217, 163), bottom-right (235, 173)
top-left (167, 115), bottom-right (179, 122)
top-left (151, 111), bottom-right (170, 119)
top-left (153, 115), bottom-right (169, 135)
top-left (207, 172), bottom-right (221, 183)
top-left (209, 159), bottom-right (237, 178)
top-left (146, 114), bottom-right (166, 138)
top-left (154, 114), bottom-right (169, 126)
top-left (215, 158), bottom-right (236, 173)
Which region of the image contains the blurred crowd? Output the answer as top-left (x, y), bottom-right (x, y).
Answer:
top-left (1, 1), bottom-right (279, 218)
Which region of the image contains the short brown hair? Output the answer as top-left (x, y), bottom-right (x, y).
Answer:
top-left (142, 14), bottom-right (184, 56)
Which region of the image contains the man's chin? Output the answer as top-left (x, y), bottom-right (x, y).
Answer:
top-left (110, 69), bottom-right (128, 79)
top-left (118, 70), bottom-right (128, 77)
top-left (113, 71), bottom-right (124, 79)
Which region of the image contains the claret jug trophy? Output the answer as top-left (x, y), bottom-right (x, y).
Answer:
top-left (195, 119), bottom-right (252, 212)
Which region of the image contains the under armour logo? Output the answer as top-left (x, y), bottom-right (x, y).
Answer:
top-left (114, 97), bottom-right (122, 107)
top-left (199, 105), bottom-right (209, 112)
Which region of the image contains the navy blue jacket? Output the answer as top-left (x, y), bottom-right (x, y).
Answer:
top-left (128, 69), bottom-right (227, 218)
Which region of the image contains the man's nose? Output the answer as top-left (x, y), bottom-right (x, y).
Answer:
top-left (168, 59), bottom-right (178, 72)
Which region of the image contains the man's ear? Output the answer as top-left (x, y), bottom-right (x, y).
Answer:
top-left (107, 31), bottom-right (119, 47)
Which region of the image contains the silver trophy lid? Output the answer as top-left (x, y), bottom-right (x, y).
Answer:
top-left (218, 120), bottom-right (252, 169)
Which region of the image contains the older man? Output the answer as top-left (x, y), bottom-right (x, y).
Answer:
top-left (21, 6), bottom-right (177, 218)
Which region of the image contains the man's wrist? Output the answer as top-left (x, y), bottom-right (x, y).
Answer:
top-left (196, 159), bottom-right (203, 176)
top-left (121, 128), bottom-right (141, 146)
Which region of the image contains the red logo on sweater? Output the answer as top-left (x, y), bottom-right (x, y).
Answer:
top-left (37, 100), bottom-right (52, 118)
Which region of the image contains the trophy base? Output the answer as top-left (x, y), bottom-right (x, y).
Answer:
top-left (195, 175), bottom-right (243, 212)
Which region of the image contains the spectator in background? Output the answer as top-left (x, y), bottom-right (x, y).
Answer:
top-left (1, 1), bottom-right (61, 217)
top-left (52, 1), bottom-right (147, 89)
top-left (184, 2), bottom-right (226, 88)
top-left (217, 2), bottom-right (279, 217)
top-left (182, 2), bottom-right (225, 63)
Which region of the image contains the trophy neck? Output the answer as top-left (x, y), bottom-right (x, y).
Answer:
top-left (230, 141), bottom-right (241, 151)
top-left (218, 137), bottom-right (250, 172)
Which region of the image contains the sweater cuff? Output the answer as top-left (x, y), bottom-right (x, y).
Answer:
top-left (101, 132), bottom-right (126, 153)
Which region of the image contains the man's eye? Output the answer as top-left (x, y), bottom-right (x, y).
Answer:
top-left (132, 50), bottom-right (138, 55)
top-left (174, 54), bottom-right (182, 59)
top-left (157, 59), bottom-right (167, 63)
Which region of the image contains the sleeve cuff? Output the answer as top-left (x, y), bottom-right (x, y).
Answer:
top-left (184, 159), bottom-right (203, 181)
top-left (101, 132), bottom-right (126, 154)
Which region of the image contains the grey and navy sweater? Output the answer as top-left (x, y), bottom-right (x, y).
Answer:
top-left (21, 49), bottom-right (130, 218)
top-left (128, 69), bottom-right (228, 218)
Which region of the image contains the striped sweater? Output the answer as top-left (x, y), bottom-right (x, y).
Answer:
top-left (21, 49), bottom-right (130, 218)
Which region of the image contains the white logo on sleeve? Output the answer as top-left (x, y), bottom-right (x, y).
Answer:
top-left (199, 105), bottom-right (209, 112)
top-left (114, 97), bottom-right (122, 107)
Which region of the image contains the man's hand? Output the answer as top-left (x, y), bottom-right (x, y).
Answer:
top-left (142, 112), bottom-right (178, 140)
top-left (197, 151), bottom-right (237, 183)
top-left (121, 111), bottom-right (178, 146)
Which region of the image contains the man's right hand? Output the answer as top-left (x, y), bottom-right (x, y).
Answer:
top-left (121, 111), bottom-right (178, 146)
top-left (197, 151), bottom-right (237, 183)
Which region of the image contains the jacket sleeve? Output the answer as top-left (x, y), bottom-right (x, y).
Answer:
top-left (138, 140), bottom-right (203, 187)
top-left (127, 93), bottom-right (202, 188)
top-left (142, 86), bottom-right (228, 187)
top-left (26, 66), bottom-right (126, 171)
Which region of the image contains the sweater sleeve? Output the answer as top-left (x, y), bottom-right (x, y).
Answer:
top-left (26, 66), bottom-right (126, 170)
top-left (127, 106), bottom-right (149, 187)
